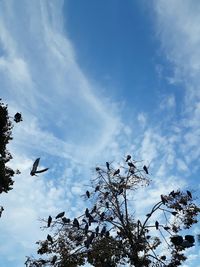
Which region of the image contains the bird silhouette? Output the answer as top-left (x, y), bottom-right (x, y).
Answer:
top-left (73, 218), bottom-right (79, 229)
top-left (101, 226), bottom-right (106, 237)
top-left (155, 221), bottom-right (159, 230)
top-left (95, 226), bottom-right (99, 236)
top-left (143, 165), bottom-right (148, 174)
top-left (187, 190), bottom-right (192, 199)
top-left (84, 223), bottom-right (89, 235)
top-left (55, 211), bottom-right (65, 219)
top-left (86, 190), bottom-right (90, 198)
top-left (47, 234), bottom-right (53, 244)
top-left (85, 208), bottom-right (90, 218)
top-left (125, 155), bottom-right (131, 162)
top-left (30, 158), bottom-right (49, 176)
top-left (106, 162), bottom-right (110, 171)
top-left (113, 169), bottom-right (120, 176)
top-left (14, 112), bottom-right (22, 123)
top-left (128, 162), bottom-right (135, 168)
top-left (47, 216), bottom-right (52, 227)
top-left (62, 217), bottom-right (70, 223)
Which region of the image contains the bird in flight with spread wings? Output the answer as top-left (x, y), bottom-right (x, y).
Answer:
top-left (30, 158), bottom-right (49, 176)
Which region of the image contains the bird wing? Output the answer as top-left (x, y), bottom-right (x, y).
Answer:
top-left (31, 158), bottom-right (40, 173)
top-left (35, 168), bottom-right (49, 174)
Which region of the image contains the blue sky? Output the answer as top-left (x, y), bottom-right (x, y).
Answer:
top-left (0, 0), bottom-right (200, 266)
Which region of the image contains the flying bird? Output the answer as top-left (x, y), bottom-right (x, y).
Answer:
top-left (125, 155), bottom-right (131, 162)
top-left (14, 112), bottom-right (23, 123)
top-left (113, 169), bottom-right (120, 176)
top-left (30, 158), bottom-right (49, 176)
top-left (143, 165), bottom-right (149, 174)
top-left (47, 216), bottom-right (52, 227)
top-left (55, 211), bottom-right (65, 219)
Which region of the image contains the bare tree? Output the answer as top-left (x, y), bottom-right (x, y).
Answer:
top-left (26, 155), bottom-right (200, 267)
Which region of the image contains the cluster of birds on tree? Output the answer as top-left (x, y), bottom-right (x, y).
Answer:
top-left (25, 155), bottom-right (200, 267)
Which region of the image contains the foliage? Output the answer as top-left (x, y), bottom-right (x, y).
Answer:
top-left (0, 100), bottom-right (22, 216)
top-left (26, 157), bottom-right (200, 267)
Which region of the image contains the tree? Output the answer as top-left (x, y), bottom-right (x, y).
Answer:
top-left (0, 100), bottom-right (22, 216)
top-left (26, 156), bottom-right (200, 267)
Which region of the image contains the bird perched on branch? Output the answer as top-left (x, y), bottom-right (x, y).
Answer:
top-left (47, 216), bottom-right (52, 227)
top-left (30, 158), bottom-right (49, 176)
top-left (113, 169), bottom-right (120, 176)
top-left (125, 155), bottom-right (131, 162)
top-left (143, 165), bottom-right (148, 174)
top-left (55, 212), bottom-right (65, 219)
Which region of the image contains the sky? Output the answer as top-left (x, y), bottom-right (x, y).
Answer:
top-left (0, 0), bottom-right (200, 266)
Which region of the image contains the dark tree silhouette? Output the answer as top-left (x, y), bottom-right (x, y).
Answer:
top-left (0, 100), bottom-right (22, 216)
top-left (26, 158), bottom-right (200, 267)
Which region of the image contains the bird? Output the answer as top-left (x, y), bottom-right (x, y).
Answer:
top-left (62, 217), bottom-right (70, 223)
top-left (106, 202), bottom-right (109, 208)
top-left (101, 226), bottom-right (106, 237)
top-left (85, 208), bottom-right (90, 217)
top-left (47, 234), bottom-right (53, 244)
top-left (95, 226), bottom-right (99, 236)
top-left (73, 218), bottom-right (80, 229)
top-left (100, 212), bottom-right (105, 221)
top-left (86, 190), bottom-right (90, 198)
top-left (51, 255), bottom-right (57, 265)
top-left (106, 162), bottom-right (110, 171)
top-left (143, 165), bottom-right (148, 174)
top-left (113, 169), bottom-right (120, 176)
top-left (91, 205), bottom-right (97, 213)
top-left (155, 221), bottom-right (159, 230)
top-left (186, 190), bottom-right (192, 199)
top-left (84, 223), bottom-right (89, 235)
top-left (55, 211), bottom-right (65, 219)
top-left (125, 155), bottom-right (131, 162)
top-left (30, 158), bottom-right (49, 176)
top-left (128, 162), bottom-right (136, 168)
top-left (14, 112), bottom-right (22, 123)
top-left (47, 215), bottom-right (52, 227)
top-left (95, 185), bottom-right (100, 192)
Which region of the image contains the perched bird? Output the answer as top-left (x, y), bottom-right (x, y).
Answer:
top-left (95, 167), bottom-right (100, 171)
top-left (91, 205), bottom-right (97, 213)
top-left (113, 169), bottom-right (120, 176)
top-left (106, 231), bottom-right (110, 237)
top-left (88, 214), bottom-right (96, 225)
top-left (47, 234), bottom-right (53, 244)
top-left (143, 165), bottom-right (149, 174)
top-left (84, 223), bottom-right (89, 235)
top-left (51, 255), bottom-right (57, 265)
top-left (106, 162), bottom-right (110, 171)
top-left (30, 158), bottom-right (49, 176)
top-left (128, 162), bottom-right (135, 168)
top-left (95, 185), bottom-right (100, 192)
top-left (187, 190), bottom-right (192, 199)
top-left (73, 218), bottom-right (80, 229)
top-left (95, 226), bottom-right (99, 236)
top-left (101, 226), bottom-right (106, 237)
top-left (155, 221), bottom-right (159, 230)
top-left (106, 202), bottom-right (109, 209)
top-left (62, 217), bottom-right (70, 223)
top-left (86, 190), bottom-right (90, 198)
top-left (100, 212), bottom-right (105, 221)
top-left (55, 211), bottom-right (65, 219)
top-left (85, 208), bottom-right (90, 218)
top-left (47, 215), bottom-right (52, 227)
top-left (125, 155), bottom-right (131, 162)
top-left (14, 112), bottom-right (23, 123)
